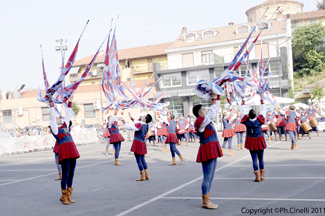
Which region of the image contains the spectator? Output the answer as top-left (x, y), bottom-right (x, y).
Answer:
top-left (32, 126), bottom-right (40, 136)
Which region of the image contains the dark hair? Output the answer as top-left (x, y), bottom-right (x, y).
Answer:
top-left (193, 104), bottom-right (203, 118)
top-left (170, 114), bottom-right (175, 120)
top-left (248, 109), bottom-right (256, 119)
top-left (69, 121), bottom-right (73, 128)
top-left (145, 114), bottom-right (152, 124)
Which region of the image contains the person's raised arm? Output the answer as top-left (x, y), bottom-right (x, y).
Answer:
top-left (122, 113), bottom-right (141, 131)
top-left (198, 93), bottom-right (221, 132)
top-left (109, 109), bottom-right (118, 128)
top-left (64, 95), bottom-right (74, 127)
top-left (241, 97), bottom-right (247, 115)
top-left (48, 94), bottom-right (58, 135)
top-left (260, 94), bottom-right (266, 119)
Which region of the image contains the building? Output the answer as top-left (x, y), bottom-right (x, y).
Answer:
top-left (153, 18), bottom-right (293, 117)
top-left (291, 9), bottom-right (325, 29)
top-left (70, 42), bottom-right (172, 85)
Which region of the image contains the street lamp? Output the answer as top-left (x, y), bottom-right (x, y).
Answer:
top-left (56, 39), bottom-right (68, 86)
top-left (269, 36), bottom-right (291, 97)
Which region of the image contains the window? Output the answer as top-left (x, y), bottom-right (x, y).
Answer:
top-left (214, 66), bottom-right (227, 77)
top-left (204, 31), bottom-right (214, 39)
top-left (165, 98), bottom-right (183, 117)
top-left (235, 64), bottom-right (248, 76)
top-left (182, 53), bottom-right (194, 68)
top-left (237, 26), bottom-right (248, 34)
top-left (265, 61), bottom-right (281, 76)
top-left (192, 96), bottom-right (211, 108)
top-left (125, 60), bottom-right (130, 68)
top-left (292, 21), bottom-right (299, 27)
top-left (84, 104), bottom-right (96, 118)
top-left (269, 88), bottom-right (280, 97)
top-left (126, 78), bottom-right (131, 81)
top-left (309, 19), bottom-right (316, 23)
top-left (258, 22), bottom-right (268, 30)
top-left (255, 43), bottom-right (269, 59)
top-left (201, 51), bottom-right (214, 63)
top-left (187, 70), bottom-right (209, 85)
top-left (3, 109), bottom-right (12, 123)
top-left (161, 73), bottom-right (182, 87)
top-left (234, 46), bottom-right (247, 58)
top-left (42, 107), bottom-right (50, 121)
top-left (186, 33), bottom-right (196, 42)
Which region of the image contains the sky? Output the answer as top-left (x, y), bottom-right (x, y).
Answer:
top-left (0, 0), bottom-right (318, 92)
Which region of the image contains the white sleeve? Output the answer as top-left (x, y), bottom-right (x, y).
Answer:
top-left (241, 104), bottom-right (247, 115)
top-left (50, 107), bottom-right (58, 135)
top-left (109, 115), bottom-right (116, 128)
top-left (160, 114), bottom-right (168, 124)
top-left (229, 114), bottom-right (237, 122)
top-left (296, 111), bottom-right (301, 117)
top-left (124, 123), bottom-right (140, 131)
top-left (64, 107), bottom-right (73, 127)
top-left (279, 109), bottom-right (285, 115)
top-left (261, 103), bottom-right (266, 119)
top-left (198, 100), bottom-right (221, 133)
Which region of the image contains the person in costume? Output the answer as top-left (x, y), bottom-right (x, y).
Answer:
top-left (306, 105), bottom-right (320, 137)
top-left (221, 106), bottom-right (237, 156)
top-left (148, 122), bottom-right (156, 146)
top-left (295, 112), bottom-right (301, 140)
top-left (160, 116), bottom-right (169, 152)
top-left (124, 112), bottom-right (152, 181)
top-left (193, 92), bottom-right (223, 209)
top-left (188, 117), bottom-right (197, 143)
top-left (164, 111), bottom-right (185, 165)
top-left (108, 109), bottom-right (125, 165)
top-left (240, 94), bottom-right (267, 182)
top-left (48, 94), bottom-right (80, 205)
top-left (275, 105), bottom-right (287, 141)
top-left (270, 108), bottom-right (278, 140)
top-left (177, 115), bottom-right (189, 146)
top-left (285, 105), bottom-right (300, 150)
top-left (156, 119), bottom-right (163, 147)
top-left (299, 110), bottom-right (312, 139)
top-left (233, 109), bottom-right (246, 150)
top-left (262, 114), bottom-right (271, 143)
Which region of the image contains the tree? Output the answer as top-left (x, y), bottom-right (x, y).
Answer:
top-left (317, 0), bottom-right (325, 10)
top-left (71, 102), bottom-right (80, 116)
top-left (292, 22), bottom-right (325, 77)
top-left (310, 82), bottom-right (325, 113)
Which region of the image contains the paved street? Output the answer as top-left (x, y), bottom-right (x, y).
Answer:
top-left (1, 133), bottom-right (325, 216)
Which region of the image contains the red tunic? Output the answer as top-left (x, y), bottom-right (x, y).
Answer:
top-left (241, 115), bottom-right (267, 151)
top-left (130, 123), bottom-right (148, 155)
top-left (109, 121), bottom-right (125, 143)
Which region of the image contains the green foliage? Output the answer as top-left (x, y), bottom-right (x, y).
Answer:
top-left (220, 95), bottom-right (227, 110)
top-left (294, 73), bottom-right (325, 92)
top-left (292, 23), bottom-right (325, 77)
top-left (317, 0), bottom-right (325, 10)
top-left (310, 82), bottom-right (325, 102)
top-left (288, 78), bottom-right (294, 98)
top-left (71, 102), bottom-right (80, 116)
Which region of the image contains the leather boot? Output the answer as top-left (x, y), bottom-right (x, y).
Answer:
top-left (55, 172), bottom-right (62, 181)
top-left (222, 148), bottom-right (225, 154)
top-left (149, 142), bottom-right (151, 146)
top-left (293, 143), bottom-right (298, 150)
top-left (279, 136), bottom-right (282, 141)
top-left (270, 135), bottom-right (273, 140)
top-left (112, 150), bottom-right (115, 157)
top-left (308, 134), bottom-right (312, 139)
top-left (169, 157), bottom-right (176, 166)
top-left (260, 169), bottom-right (265, 181)
top-left (317, 131), bottom-right (320, 137)
top-left (275, 135), bottom-right (278, 140)
top-left (301, 135), bottom-right (304, 140)
top-left (114, 158), bottom-right (122, 166)
top-left (202, 193), bottom-right (218, 209)
top-left (289, 143), bottom-right (294, 150)
top-left (105, 149), bottom-right (108, 156)
top-left (67, 187), bottom-right (75, 203)
top-left (285, 135), bottom-right (288, 141)
top-left (268, 137), bottom-right (271, 143)
top-left (159, 143), bottom-right (161, 147)
top-left (238, 144), bottom-right (240, 150)
top-left (162, 147), bottom-right (167, 153)
top-left (180, 141), bottom-right (183, 146)
top-left (144, 169), bottom-right (150, 180)
top-left (254, 170), bottom-right (260, 182)
top-left (240, 144), bottom-right (243, 150)
top-left (186, 141), bottom-right (189, 146)
top-left (295, 136), bottom-right (298, 142)
top-left (136, 171), bottom-right (146, 181)
top-left (179, 155), bottom-right (185, 165)
top-left (60, 190), bottom-right (71, 205)
top-left (228, 149), bottom-right (234, 156)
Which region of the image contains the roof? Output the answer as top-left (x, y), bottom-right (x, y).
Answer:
top-left (20, 79), bottom-right (157, 99)
top-left (246, 0), bottom-right (304, 15)
top-left (167, 20), bottom-right (285, 50)
top-left (291, 10), bottom-right (325, 21)
top-left (73, 42), bottom-right (172, 66)
top-left (305, 78), bottom-right (325, 89)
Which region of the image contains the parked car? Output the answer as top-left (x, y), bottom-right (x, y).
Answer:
top-left (318, 117), bottom-right (325, 132)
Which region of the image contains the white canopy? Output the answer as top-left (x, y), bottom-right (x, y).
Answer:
top-left (245, 95), bottom-right (295, 105)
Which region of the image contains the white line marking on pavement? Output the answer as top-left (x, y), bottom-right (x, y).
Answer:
top-left (161, 197), bottom-right (325, 202)
top-left (213, 177), bottom-right (325, 180)
top-left (0, 169), bottom-right (57, 172)
top-left (0, 157), bottom-right (53, 167)
top-left (267, 155), bottom-right (325, 158)
top-left (0, 180), bottom-right (18, 181)
top-left (230, 164), bottom-right (325, 167)
top-left (115, 141), bottom-right (282, 216)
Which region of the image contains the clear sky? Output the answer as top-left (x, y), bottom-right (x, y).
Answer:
top-left (0, 0), bottom-right (318, 92)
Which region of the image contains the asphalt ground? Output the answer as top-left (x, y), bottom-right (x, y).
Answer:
top-left (0, 132), bottom-right (325, 216)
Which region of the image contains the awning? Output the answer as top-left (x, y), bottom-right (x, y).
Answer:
top-left (177, 89), bottom-right (195, 97)
top-left (246, 95), bottom-right (294, 105)
top-left (156, 90), bottom-right (178, 99)
top-left (69, 67), bottom-right (80, 74)
top-left (295, 92), bottom-right (310, 100)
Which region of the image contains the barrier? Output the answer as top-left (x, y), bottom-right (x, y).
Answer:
top-left (0, 129), bottom-right (98, 156)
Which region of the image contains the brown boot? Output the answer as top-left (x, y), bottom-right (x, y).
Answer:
top-left (228, 149), bottom-right (234, 156)
top-left (169, 157), bottom-right (176, 166)
top-left (202, 193), bottom-right (218, 209)
top-left (275, 135), bottom-right (278, 140)
top-left (114, 158), bottom-right (122, 166)
top-left (295, 136), bottom-right (298, 142)
top-left (105, 149), bottom-right (108, 156)
top-left (269, 137), bottom-right (271, 143)
top-left (254, 170), bottom-right (260, 182)
top-left (292, 143), bottom-right (299, 150)
top-left (285, 135), bottom-right (288, 141)
top-left (222, 148), bottom-right (225, 154)
top-left (289, 143), bottom-right (294, 150)
top-left (186, 141), bottom-right (189, 146)
top-left (159, 143), bottom-right (161, 147)
top-left (238, 144), bottom-right (240, 150)
top-left (260, 169), bottom-right (265, 181)
top-left (144, 169), bottom-right (150, 180)
top-left (317, 131), bottom-right (320, 137)
top-left (112, 150), bottom-right (115, 157)
top-left (270, 135), bottom-right (273, 140)
top-left (55, 172), bottom-right (62, 181)
top-left (301, 135), bottom-right (304, 140)
top-left (180, 141), bottom-right (183, 146)
top-left (136, 171), bottom-right (146, 181)
top-left (60, 190), bottom-right (71, 205)
top-left (149, 142), bottom-right (151, 146)
top-left (179, 155), bottom-right (185, 165)
top-left (240, 144), bottom-right (243, 150)
top-left (67, 187), bottom-right (75, 203)
top-left (279, 136), bottom-right (282, 141)
top-left (162, 147), bottom-right (167, 153)
top-left (308, 134), bottom-right (312, 139)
